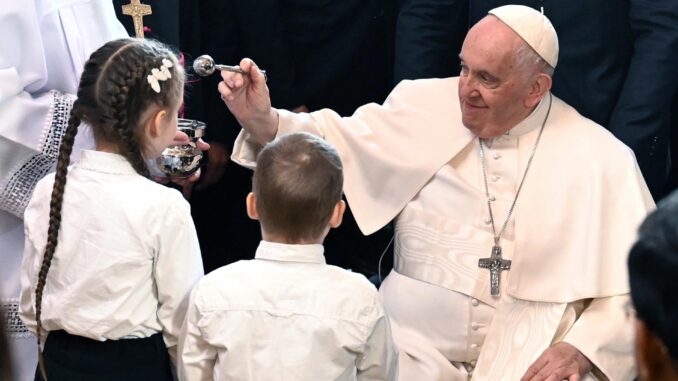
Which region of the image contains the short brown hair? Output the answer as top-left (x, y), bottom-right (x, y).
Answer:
top-left (253, 133), bottom-right (343, 242)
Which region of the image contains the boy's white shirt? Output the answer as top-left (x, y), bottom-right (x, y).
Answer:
top-left (178, 240), bottom-right (398, 381)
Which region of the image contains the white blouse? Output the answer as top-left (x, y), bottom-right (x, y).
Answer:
top-left (20, 150), bottom-right (204, 359)
top-left (178, 241), bottom-right (398, 381)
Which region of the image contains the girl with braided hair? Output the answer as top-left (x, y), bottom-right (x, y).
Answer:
top-left (17, 38), bottom-right (204, 381)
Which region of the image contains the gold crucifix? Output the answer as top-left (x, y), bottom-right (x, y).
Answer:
top-left (122, 0), bottom-right (152, 38)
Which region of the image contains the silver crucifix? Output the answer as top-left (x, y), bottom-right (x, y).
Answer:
top-left (478, 245), bottom-right (512, 296)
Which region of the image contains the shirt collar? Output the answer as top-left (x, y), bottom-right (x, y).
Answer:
top-left (255, 240), bottom-right (326, 264)
top-left (505, 93), bottom-right (550, 137)
top-left (73, 149), bottom-right (139, 175)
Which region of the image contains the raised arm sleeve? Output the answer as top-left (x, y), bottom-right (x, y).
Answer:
top-left (231, 78), bottom-right (473, 235)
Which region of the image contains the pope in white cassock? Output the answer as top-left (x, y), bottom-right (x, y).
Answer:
top-left (220, 5), bottom-right (654, 381)
top-left (0, 1), bottom-right (127, 380)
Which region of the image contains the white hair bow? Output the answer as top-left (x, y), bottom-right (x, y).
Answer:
top-left (147, 58), bottom-right (175, 93)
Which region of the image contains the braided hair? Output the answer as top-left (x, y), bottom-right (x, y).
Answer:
top-left (34, 38), bottom-right (184, 379)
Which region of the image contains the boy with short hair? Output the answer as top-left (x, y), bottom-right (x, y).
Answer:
top-left (178, 132), bottom-right (398, 381)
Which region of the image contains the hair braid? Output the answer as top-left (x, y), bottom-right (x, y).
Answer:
top-left (108, 54), bottom-right (155, 178)
top-left (34, 110), bottom-right (81, 380)
top-left (91, 40), bottom-right (183, 178)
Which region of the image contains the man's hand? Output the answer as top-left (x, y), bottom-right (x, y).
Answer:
top-left (521, 342), bottom-right (593, 381)
top-left (196, 141), bottom-right (229, 190)
top-left (218, 58), bottom-right (278, 145)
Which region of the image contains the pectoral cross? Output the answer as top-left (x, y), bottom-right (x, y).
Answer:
top-left (122, 0), bottom-right (152, 38)
top-left (478, 245), bottom-right (511, 296)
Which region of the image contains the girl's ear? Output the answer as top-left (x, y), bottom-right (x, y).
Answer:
top-left (148, 109), bottom-right (168, 138)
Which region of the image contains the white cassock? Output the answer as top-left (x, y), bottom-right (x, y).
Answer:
top-left (0, 2), bottom-right (126, 379)
top-left (232, 77), bottom-right (655, 380)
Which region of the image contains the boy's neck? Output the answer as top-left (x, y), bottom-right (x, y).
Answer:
top-left (263, 238), bottom-right (323, 245)
top-left (261, 233), bottom-right (325, 246)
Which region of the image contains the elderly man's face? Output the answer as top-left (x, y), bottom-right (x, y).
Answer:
top-left (458, 16), bottom-right (535, 138)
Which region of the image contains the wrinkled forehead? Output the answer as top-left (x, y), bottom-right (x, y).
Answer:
top-left (464, 16), bottom-right (524, 53)
top-left (460, 16), bottom-right (523, 69)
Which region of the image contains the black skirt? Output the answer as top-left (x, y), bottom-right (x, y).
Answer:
top-left (35, 330), bottom-right (173, 381)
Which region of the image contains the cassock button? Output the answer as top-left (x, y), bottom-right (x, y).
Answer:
top-left (471, 360), bottom-right (477, 367)
top-left (471, 323), bottom-right (481, 331)
top-left (484, 218), bottom-right (492, 225)
top-left (471, 344), bottom-right (479, 350)
top-left (489, 196), bottom-right (496, 202)
top-left (491, 175), bottom-right (500, 182)
top-left (493, 153), bottom-right (501, 160)
top-left (471, 298), bottom-right (479, 306)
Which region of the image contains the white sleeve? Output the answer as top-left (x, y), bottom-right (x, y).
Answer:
top-left (0, 2), bottom-right (75, 218)
top-left (18, 226), bottom-right (39, 336)
top-left (563, 295), bottom-right (634, 381)
top-left (154, 196), bottom-right (204, 362)
top-left (231, 79), bottom-right (473, 235)
top-left (17, 178), bottom-right (53, 336)
top-left (230, 108), bottom-right (324, 169)
top-left (178, 286), bottom-right (217, 381)
top-left (356, 305), bottom-right (399, 381)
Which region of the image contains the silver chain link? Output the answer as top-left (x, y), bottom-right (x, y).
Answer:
top-left (479, 94), bottom-right (552, 247)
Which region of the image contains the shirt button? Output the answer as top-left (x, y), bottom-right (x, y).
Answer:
top-left (471, 360), bottom-right (477, 367)
top-left (471, 298), bottom-right (479, 306)
top-left (493, 153), bottom-right (501, 160)
top-left (484, 218), bottom-right (492, 225)
top-left (489, 196), bottom-right (496, 202)
top-left (471, 344), bottom-right (479, 350)
top-left (471, 323), bottom-right (481, 331)
top-left (491, 175), bottom-right (500, 182)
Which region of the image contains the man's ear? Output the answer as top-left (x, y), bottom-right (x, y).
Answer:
top-left (246, 192), bottom-right (259, 221)
top-left (147, 109), bottom-right (168, 138)
top-left (329, 200), bottom-right (346, 229)
top-left (525, 73), bottom-right (552, 109)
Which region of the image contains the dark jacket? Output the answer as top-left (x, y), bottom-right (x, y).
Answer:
top-left (394, 0), bottom-right (468, 83)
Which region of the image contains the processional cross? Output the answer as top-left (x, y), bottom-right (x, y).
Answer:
top-left (478, 244), bottom-right (512, 296)
top-left (122, 0), bottom-right (153, 38)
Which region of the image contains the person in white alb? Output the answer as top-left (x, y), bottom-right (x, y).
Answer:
top-left (0, 2), bottom-right (128, 380)
top-left (178, 132), bottom-right (398, 381)
top-left (218, 5), bottom-right (655, 381)
top-left (19, 38), bottom-right (204, 380)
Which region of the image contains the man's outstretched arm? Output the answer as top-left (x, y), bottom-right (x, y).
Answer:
top-left (218, 58), bottom-right (278, 146)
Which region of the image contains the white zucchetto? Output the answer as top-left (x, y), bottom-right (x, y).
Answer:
top-left (489, 5), bottom-right (559, 68)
